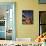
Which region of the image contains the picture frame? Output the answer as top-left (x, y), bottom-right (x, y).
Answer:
top-left (39, 0), bottom-right (46, 4)
top-left (0, 2), bottom-right (16, 40)
top-left (39, 11), bottom-right (46, 35)
top-left (22, 10), bottom-right (33, 24)
top-left (39, 11), bottom-right (46, 24)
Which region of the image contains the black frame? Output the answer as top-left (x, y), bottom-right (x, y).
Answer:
top-left (0, 21), bottom-right (5, 26)
top-left (39, 0), bottom-right (46, 4)
top-left (39, 11), bottom-right (46, 35)
top-left (22, 10), bottom-right (33, 24)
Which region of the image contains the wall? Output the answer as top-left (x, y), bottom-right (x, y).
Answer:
top-left (16, 0), bottom-right (39, 40)
top-left (0, 0), bottom-right (40, 40)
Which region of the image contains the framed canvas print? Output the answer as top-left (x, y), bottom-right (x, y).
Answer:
top-left (22, 10), bottom-right (33, 24)
top-left (39, 0), bottom-right (46, 4)
top-left (0, 2), bottom-right (16, 40)
top-left (39, 11), bottom-right (46, 35)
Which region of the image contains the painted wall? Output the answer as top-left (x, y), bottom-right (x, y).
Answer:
top-left (16, 0), bottom-right (39, 40)
top-left (0, 0), bottom-right (41, 40)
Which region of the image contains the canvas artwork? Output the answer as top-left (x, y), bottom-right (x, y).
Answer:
top-left (39, 11), bottom-right (46, 35)
top-left (22, 10), bottom-right (33, 24)
top-left (39, 11), bottom-right (46, 24)
top-left (0, 2), bottom-right (16, 40)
